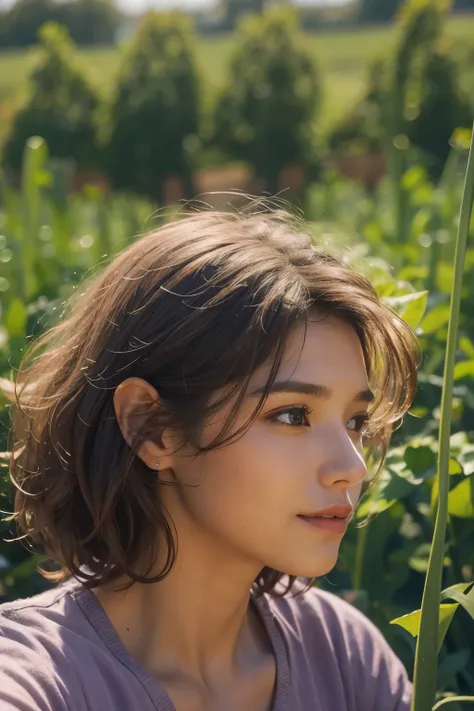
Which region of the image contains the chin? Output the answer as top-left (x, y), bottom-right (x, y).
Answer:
top-left (273, 551), bottom-right (340, 580)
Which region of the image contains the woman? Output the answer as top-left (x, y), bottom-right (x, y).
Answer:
top-left (0, 206), bottom-right (419, 710)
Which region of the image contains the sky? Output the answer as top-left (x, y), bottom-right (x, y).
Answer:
top-left (0, 0), bottom-right (347, 13)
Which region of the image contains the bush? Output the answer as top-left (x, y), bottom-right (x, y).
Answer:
top-left (358, 0), bottom-right (403, 23)
top-left (0, 0), bottom-right (120, 49)
top-left (106, 11), bottom-right (201, 202)
top-left (329, 0), bottom-right (472, 179)
top-left (212, 5), bottom-right (320, 193)
top-left (1, 22), bottom-right (101, 173)
top-left (0, 0), bottom-right (56, 49)
top-left (407, 50), bottom-right (472, 176)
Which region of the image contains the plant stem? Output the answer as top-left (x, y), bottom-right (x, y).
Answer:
top-left (353, 522), bottom-right (369, 591)
top-left (432, 697), bottom-right (474, 710)
top-left (411, 125), bottom-right (474, 711)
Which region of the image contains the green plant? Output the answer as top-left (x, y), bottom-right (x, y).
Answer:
top-left (106, 10), bottom-right (200, 202)
top-left (2, 126), bottom-right (474, 704)
top-left (307, 136), bottom-right (474, 699)
top-left (212, 4), bottom-right (320, 194)
top-left (1, 22), bottom-right (101, 174)
top-left (0, 0), bottom-right (120, 49)
top-left (392, 124), bottom-right (474, 711)
top-left (328, 0), bottom-right (472, 233)
top-left (358, 0), bottom-right (403, 23)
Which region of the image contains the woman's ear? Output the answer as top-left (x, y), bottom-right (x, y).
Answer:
top-left (113, 377), bottom-right (175, 472)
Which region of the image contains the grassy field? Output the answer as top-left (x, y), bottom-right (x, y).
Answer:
top-left (0, 14), bottom-right (474, 146)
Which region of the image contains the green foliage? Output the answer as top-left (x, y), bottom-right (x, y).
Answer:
top-left (358, 0), bottom-right (403, 23)
top-left (1, 22), bottom-right (101, 173)
top-left (57, 0), bottom-right (120, 46)
top-left (218, 0), bottom-right (267, 31)
top-left (408, 51), bottom-right (472, 177)
top-left (0, 149), bottom-right (156, 606)
top-left (329, 0), bottom-right (472, 182)
top-left (0, 0), bottom-right (120, 49)
top-left (405, 120), bottom-right (474, 711)
top-left (213, 5), bottom-right (320, 193)
top-left (107, 11), bottom-right (200, 201)
top-left (306, 139), bottom-right (474, 700)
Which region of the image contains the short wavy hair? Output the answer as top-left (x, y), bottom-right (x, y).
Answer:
top-left (6, 204), bottom-right (420, 597)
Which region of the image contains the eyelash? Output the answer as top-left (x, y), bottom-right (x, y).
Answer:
top-left (269, 405), bottom-right (371, 434)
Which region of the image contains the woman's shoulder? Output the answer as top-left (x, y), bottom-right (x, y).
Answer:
top-left (263, 583), bottom-right (412, 710)
top-left (0, 580), bottom-right (83, 710)
top-left (269, 583), bottom-right (382, 636)
top-left (0, 578), bottom-right (84, 638)
top-left (0, 578), bottom-right (78, 642)
top-left (267, 582), bottom-right (399, 661)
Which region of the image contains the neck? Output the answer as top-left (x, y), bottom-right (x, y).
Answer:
top-left (93, 525), bottom-right (268, 682)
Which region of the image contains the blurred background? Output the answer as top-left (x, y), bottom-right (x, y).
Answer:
top-left (1, 0), bottom-right (474, 704)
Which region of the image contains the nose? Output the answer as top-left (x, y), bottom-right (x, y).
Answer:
top-left (316, 425), bottom-right (367, 490)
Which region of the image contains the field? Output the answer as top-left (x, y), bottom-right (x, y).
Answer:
top-left (1, 14), bottom-right (474, 147)
top-left (1, 10), bottom-right (474, 704)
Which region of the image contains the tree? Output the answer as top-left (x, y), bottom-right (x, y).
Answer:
top-left (107, 11), bottom-right (200, 202)
top-left (57, 0), bottom-right (120, 46)
top-left (213, 5), bottom-right (320, 193)
top-left (0, 0), bottom-right (55, 48)
top-left (407, 50), bottom-right (471, 174)
top-left (2, 22), bottom-right (101, 171)
top-left (218, 0), bottom-right (290, 30)
top-left (329, 0), bottom-right (472, 180)
top-left (358, 0), bottom-right (403, 23)
top-left (0, 0), bottom-right (120, 49)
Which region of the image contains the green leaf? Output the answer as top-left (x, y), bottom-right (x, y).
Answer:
top-left (440, 586), bottom-right (474, 620)
top-left (454, 360), bottom-right (474, 380)
top-left (420, 304), bottom-right (451, 335)
top-left (436, 262), bottom-right (454, 294)
top-left (355, 495), bottom-right (395, 519)
top-left (383, 290), bottom-right (429, 330)
top-left (5, 297), bottom-right (27, 338)
top-left (440, 582), bottom-right (474, 600)
top-left (411, 124), bottom-right (474, 711)
top-left (459, 336), bottom-right (474, 359)
top-left (404, 445), bottom-right (437, 477)
top-left (390, 603), bottom-right (459, 653)
top-left (437, 650), bottom-right (472, 690)
top-left (460, 445), bottom-right (474, 475)
top-left (448, 476), bottom-right (474, 518)
top-left (450, 431), bottom-right (469, 453)
top-left (449, 459), bottom-right (462, 475)
top-left (410, 551), bottom-right (451, 574)
top-left (356, 466), bottom-right (415, 520)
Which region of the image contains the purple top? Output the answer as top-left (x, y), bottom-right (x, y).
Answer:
top-left (0, 577), bottom-right (412, 710)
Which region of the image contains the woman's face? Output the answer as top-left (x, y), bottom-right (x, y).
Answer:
top-left (154, 312), bottom-right (371, 580)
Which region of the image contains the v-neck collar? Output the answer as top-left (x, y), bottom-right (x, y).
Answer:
top-left (69, 579), bottom-right (292, 711)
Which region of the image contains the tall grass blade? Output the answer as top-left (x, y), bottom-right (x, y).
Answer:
top-left (411, 124), bottom-right (474, 711)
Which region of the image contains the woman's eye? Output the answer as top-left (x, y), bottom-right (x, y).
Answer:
top-left (347, 414), bottom-right (370, 434)
top-left (271, 406), bottom-right (312, 427)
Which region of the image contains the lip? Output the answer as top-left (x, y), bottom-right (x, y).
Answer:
top-left (297, 504), bottom-right (353, 535)
top-left (299, 504), bottom-right (353, 519)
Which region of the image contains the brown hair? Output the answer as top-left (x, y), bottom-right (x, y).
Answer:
top-left (6, 204), bottom-right (420, 597)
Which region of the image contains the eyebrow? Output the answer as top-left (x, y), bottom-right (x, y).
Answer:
top-left (248, 380), bottom-right (375, 404)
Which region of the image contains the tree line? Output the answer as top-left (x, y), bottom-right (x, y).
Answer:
top-left (1, 0), bottom-right (474, 50)
top-left (0, 0), bottom-right (472, 201)
top-left (0, 0), bottom-right (119, 48)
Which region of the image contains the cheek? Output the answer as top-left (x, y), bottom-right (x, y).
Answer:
top-left (179, 432), bottom-right (295, 534)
